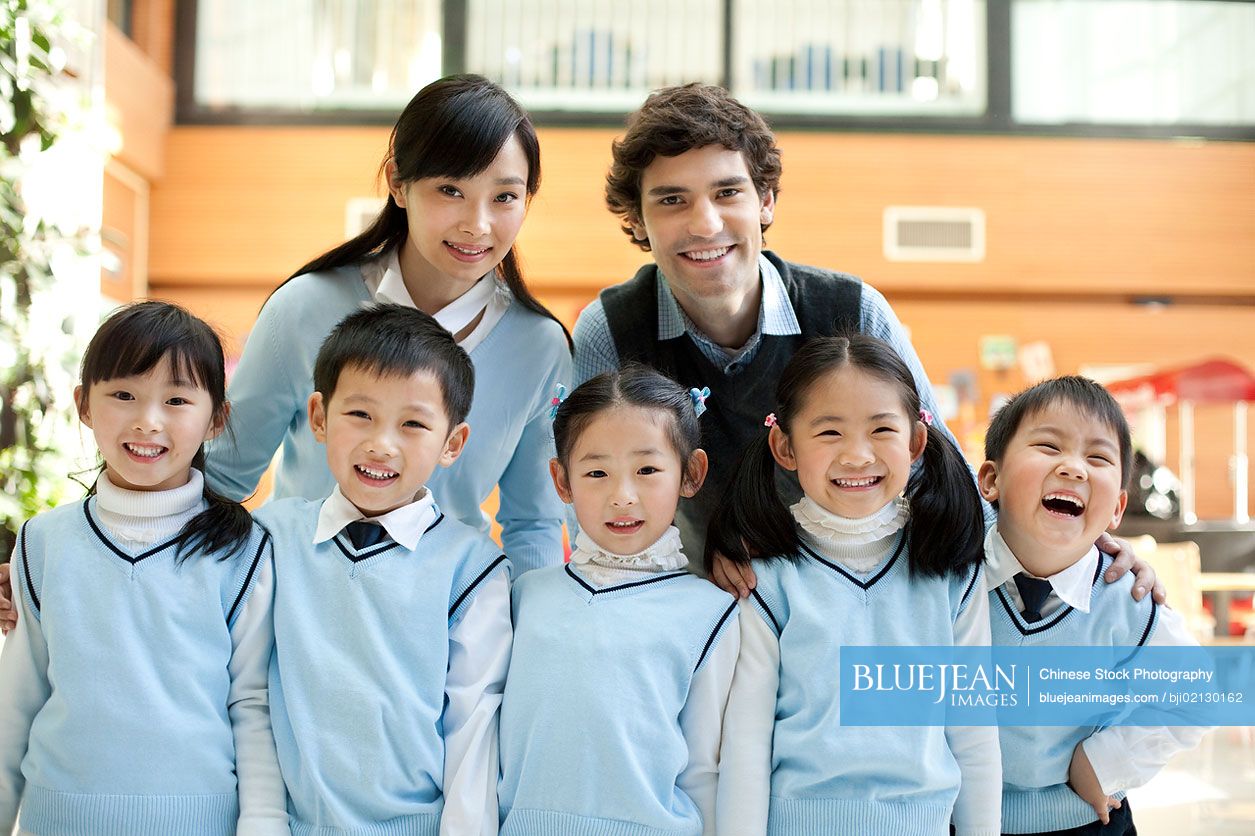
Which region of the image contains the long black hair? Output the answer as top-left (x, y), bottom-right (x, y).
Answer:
top-left (283, 74), bottom-right (569, 346)
top-left (79, 301), bottom-right (254, 560)
top-left (553, 363), bottom-right (704, 485)
top-left (706, 335), bottom-right (983, 578)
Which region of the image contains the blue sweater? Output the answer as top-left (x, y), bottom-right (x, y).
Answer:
top-left (256, 497), bottom-right (509, 836)
top-left (206, 265), bottom-right (571, 574)
top-left (991, 554), bottom-right (1158, 834)
top-left (498, 565), bottom-right (736, 836)
top-left (749, 535), bottom-right (984, 836)
top-left (0, 499), bottom-right (270, 836)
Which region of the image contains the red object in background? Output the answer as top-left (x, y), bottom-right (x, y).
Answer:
top-left (1106, 358), bottom-right (1255, 406)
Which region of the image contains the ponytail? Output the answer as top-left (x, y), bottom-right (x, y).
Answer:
top-left (704, 433), bottom-right (799, 571)
top-left (905, 423), bottom-right (984, 578)
top-left (497, 247), bottom-right (572, 349)
top-left (173, 448), bottom-right (255, 562)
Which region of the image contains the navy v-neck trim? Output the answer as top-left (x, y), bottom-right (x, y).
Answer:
top-left (800, 530), bottom-right (907, 591)
top-left (449, 554), bottom-right (508, 619)
top-left (331, 513), bottom-right (444, 563)
top-left (563, 564), bottom-right (689, 596)
top-left (997, 553), bottom-right (1106, 636)
top-left (19, 522), bottom-right (39, 613)
top-left (82, 498), bottom-right (182, 565)
top-left (226, 531), bottom-right (270, 624)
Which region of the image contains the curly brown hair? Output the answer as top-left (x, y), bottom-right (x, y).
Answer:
top-left (605, 83), bottom-right (783, 251)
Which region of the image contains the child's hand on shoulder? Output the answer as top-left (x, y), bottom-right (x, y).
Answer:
top-left (1068, 741), bottom-right (1120, 825)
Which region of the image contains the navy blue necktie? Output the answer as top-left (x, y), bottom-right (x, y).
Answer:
top-left (1013, 573), bottom-right (1054, 623)
top-left (345, 521), bottom-right (388, 550)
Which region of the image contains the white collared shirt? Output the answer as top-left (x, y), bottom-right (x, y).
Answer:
top-left (313, 484), bottom-right (438, 551)
top-left (362, 247), bottom-right (509, 353)
top-left (984, 528), bottom-right (1101, 616)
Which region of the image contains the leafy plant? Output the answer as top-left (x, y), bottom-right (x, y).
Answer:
top-left (0, 0), bottom-right (90, 557)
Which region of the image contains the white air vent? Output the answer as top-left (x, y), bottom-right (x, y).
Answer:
top-left (345, 197), bottom-right (387, 238)
top-left (883, 206), bottom-right (985, 262)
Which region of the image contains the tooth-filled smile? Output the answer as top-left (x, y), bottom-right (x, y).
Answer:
top-left (1041, 493), bottom-right (1085, 517)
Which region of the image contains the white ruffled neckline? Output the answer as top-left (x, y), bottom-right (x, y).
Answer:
top-left (791, 494), bottom-right (910, 547)
top-left (570, 525), bottom-right (689, 573)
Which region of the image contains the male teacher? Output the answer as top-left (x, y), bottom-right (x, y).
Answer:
top-left (571, 82), bottom-right (1156, 601)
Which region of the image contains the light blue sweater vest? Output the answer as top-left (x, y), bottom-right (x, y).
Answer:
top-left (991, 553), bottom-right (1158, 834)
top-left (257, 497), bottom-right (509, 836)
top-left (498, 565), bottom-right (737, 836)
top-left (749, 532), bottom-right (983, 836)
top-left (8, 498), bottom-right (269, 836)
top-left (205, 266), bottom-right (571, 574)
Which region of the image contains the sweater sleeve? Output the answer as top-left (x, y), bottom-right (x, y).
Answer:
top-left (715, 599), bottom-right (777, 836)
top-left (494, 343), bottom-right (570, 575)
top-left (0, 546), bottom-right (50, 832)
top-left (678, 607), bottom-right (739, 836)
top-left (946, 571), bottom-right (1002, 836)
top-left (1082, 605), bottom-right (1212, 795)
top-left (204, 289), bottom-right (306, 501)
top-left (440, 570), bottom-right (511, 836)
top-left (228, 552), bottom-right (290, 835)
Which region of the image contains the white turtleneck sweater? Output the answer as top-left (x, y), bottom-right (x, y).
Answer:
top-left (716, 497), bottom-right (1002, 836)
top-left (565, 526), bottom-right (739, 836)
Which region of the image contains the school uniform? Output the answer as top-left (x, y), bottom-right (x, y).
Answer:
top-left (258, 487), bottom-right (511, 836)
top-left (985, 527), bottom-right (1209, 836)
top-left (0, 470), bottom-right (285, 836)
top-left (716, 497), bottom-right (1002, 836)
top-left (498, 527), bottom-right (738, 836)
top-left (207, 248), bottom-right (571, 574)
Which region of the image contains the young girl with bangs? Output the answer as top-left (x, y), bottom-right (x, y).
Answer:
top-left (498, 364), bottom-right (738, 836)
top-left (709, 334), bottom-right (1001, 836)
top-left (0, 301), bottom-right (284, 836)
top-left (205, 73), bottom-right (571, 576)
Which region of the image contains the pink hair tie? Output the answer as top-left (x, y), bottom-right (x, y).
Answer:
top-left (919, 408), bottom-right (934, 426)
top-left (763, 413), bottom-right (777, 428)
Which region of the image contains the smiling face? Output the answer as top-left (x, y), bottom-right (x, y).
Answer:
top-left (550, 406), bottom-right (706, 557)
top-left (769, 365), bottom-right (926, 520)
top-left (631, 144), bottom-right (775, 312)
top-left (309, 364), bottom-right (468, 517)
top-left (978, 401), bottom-right (1128, 576)
top-left (388, 132), bottom-right (530, 294)
top-left (76, 356), bottom-right (223, 492)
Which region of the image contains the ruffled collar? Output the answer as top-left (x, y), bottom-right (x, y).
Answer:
top-left (569, 526), bottom-right (689, 573)
top-left (791, 495), bottom-right (909, 547)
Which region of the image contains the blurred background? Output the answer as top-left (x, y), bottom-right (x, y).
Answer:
top-left (1, 1), bottom-right (1253, 832)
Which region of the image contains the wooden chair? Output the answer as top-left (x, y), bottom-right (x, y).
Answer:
top-left (1143, 539), bottom-right (1217, 643)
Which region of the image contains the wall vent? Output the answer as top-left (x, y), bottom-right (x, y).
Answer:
top-left (883, 206), bottom-right (985, 262)
top-left (345, 197), bottom-right (386, 237)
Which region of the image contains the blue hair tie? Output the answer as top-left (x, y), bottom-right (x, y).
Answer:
top-left (548, 383), bottom-right (568, 419)
top-left (689, 386), bottom-right (710, 418)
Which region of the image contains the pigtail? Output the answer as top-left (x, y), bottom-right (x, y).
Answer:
top-left (905, 423), bottom-right (984, 578)
top-left (704, 433), bottom-right (799, 570)
top-left (175, 448), bottom-right (255, 562)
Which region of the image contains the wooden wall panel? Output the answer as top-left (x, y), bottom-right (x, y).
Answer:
top-left (150, 127), bottom-right (1255, 296)
top-left (104, 23), bottom-right (173, 181)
